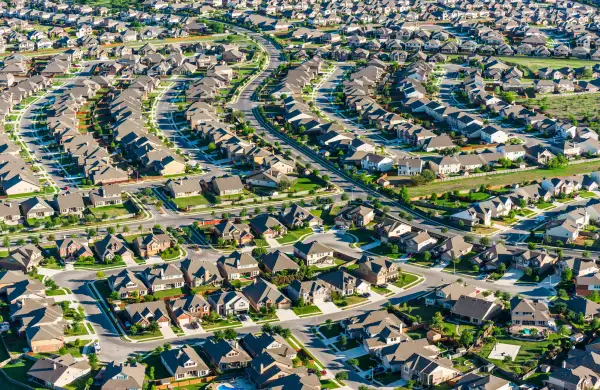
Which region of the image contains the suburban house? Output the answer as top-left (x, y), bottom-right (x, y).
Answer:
top-left (318, 270), bottom-right (369, 297)
top-left (207, 291), bottom-right (250, 316)
top-left (280, 204), bottom-right (322, 228)
top-left (510, 297), bottom-right (553, 328)
top-left (94, 234), bottom-right (134, 264)
top-left (374, 219), bottom-right (412, 243)
top-left (133, 233), bottom-right (172, 258)
top-left (160, 346), bottom-right (211, 380)
top-left (242, 278), bottom-right (292, 310)
top-left (353, 256), bottom-right (399, 285)
top-left (108, 269), bottom-right (148, 299)
top-left (241, 333), bottom-right (296, 359)
top-left (181, 259), bottom-right (223, 287)
top-left (512, 249), bottom-right (558, 273)
top-left (260, 250), bottom-right (300, 275)
top-left (334, 205), bottom-right (375, 227)
top-left (124, 301), bottom-right (171, 328)
top-left (342, 310), bottom-right (409, 353)
top-left (217, 251), bottom-right (260, 281)
top-left (426, 282), bottom-right (479, 309)
top-left (96, 363), bottom-right (145, 390)
top-left (212, 220), bottom-right (254, 246)
top-left (293, 241), bottom-right (334, 267)
top-left (27, 354), bottom-right (91, 390)
top-left (168, 295), bottom-right (210, 327)
top-left (249, 215), bottom-right (288, 239)
top-left (141, 263), bottom-right (185, 293)
top-left (450, 296), bottom-right (502, 325)
top-left (203, 338), bottom-right (251, 372)
top-left (286, 279), bottom-right (330, 304)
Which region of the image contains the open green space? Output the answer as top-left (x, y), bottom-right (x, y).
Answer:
top-left (172, 194), bottom-right (212, 209)
top-left (276, 227), bottom-right (314, 244)
top-left (347, 228), bottom-right (376, 247)
top-left (89, 201), bottom-right (136, 218)
top-left (334, 338), bottom-right (361, 351)
top-left (497, 56), bottom-right (600, 73)
top-left (202, 319), bottom-right (242, 330)
top-left (292, 305), bottom-right (322, 317)
top-left (393, 273), bottom-right (420, 288)
top-left (442, 253), bottom-right (480, 277)
top-left (407, 160), bottom-right (600, 198)
top-left (371, 285), bottom-right (392, 295)
top-left (519, 93), bottom-right (600, 123)
top-left (318, 323), bottom-right (343, 339)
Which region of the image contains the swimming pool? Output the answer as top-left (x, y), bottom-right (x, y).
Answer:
top-left (217, 385), bottom-right (245, 390)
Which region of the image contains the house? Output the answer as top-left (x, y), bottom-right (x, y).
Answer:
top-left (510, 297), bottom-right (552, 328)
top-left (206, 176), bottom-right (244, 196)
top-left (353, 256), bottom-right (399, 285)
top-left (513, 249), bottom-right (558, 273)
top-left (280, 204), bottom-right (322, 228)
top-left (361, 154), bottom-right (395, 172)
top-left (437, 236), bottom-right (473, 262)
top-left (242, 278), bottom-right (292, 310)
top-left (241, 332), bottom-right (296, 359)
top-left (559, 257), bottom-right (599, 278)
top-left (217, 251), bottom-right (260, 281)
top-left (374, 219), bottom-right (412, 243)
top-left (133, 233), bottom-right (172, 258)
top-left (203, 338), bottom-right (251, 371)
top-left (213, 220), bottom-right (254, 246)
top-left (560, 296), bottom-right (600, 321)
top-left (88, 185), bottom-right (123, 207)
top-left (293, 241), bottom-right (334, 266)
top-left (56, 238), bottom-right (93, 261)
top-left (181, 259), bottom-right (223, 287)
top-left (426, 282), bottom-right (479, 309)
top-left (472, 243), bottom-right (513, 271)
top-left (169, 295), bottom-right (210, 327)
top-left (28, 354), bottom-right (91, 389)
top-left (250, 215), bottom-right (287, 239)
top-left (318, 270), bottom-right (369, 297)
top-left (20, 197), bottom-right (54, 220)
top-left (124, 301), bottom-right (171, 328)
top-left (334, 205), bottom-right (374, 227)
top-left (108, 269), bottom-right (148, 299)
top-left (379, 339), bottom-right (441, 373)
top-left (161, 346), bottom-right (210, 380)
top-left (94, 234), bottom-right (134, 264)
top-left (342, 310), bottom-right (409, 353)
top-left (451, 296), bottom-right (502, 325)
top-left (53, 192), bottom-right (85, 216)
top-left (576, 273), bottom-right (600, 297)
top-left (454, 374), bottom-right (511, 390)
top-left (401, 230), bottom-right (437, 253)
top-left (96, 362), bottom-right (145, 390)
top-left (4, 244), bottom-right (43, 272)
top-left (286, 279), bottom-right (330, 304)
top-left (547, 350), bottom-right (600, 390)
top-left (141, 263), bottom-right (185, 292)
top-left (260, 250), bottom-right (300, 275)
top-left (208, 291), bottom-right (249, 316)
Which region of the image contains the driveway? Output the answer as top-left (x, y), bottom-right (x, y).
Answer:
top-left (496, 268), bottom-right (524, 286)
top-left (160, 326), bottom-right (177, 339)
top-left (265, 237), bottom-right (281, 248)
top-left (276, 309), bottom-right (300, 321)
top-left (314, 301), bottom-right (341, 314)
top-left (123, 256), bottom-right (138, 268)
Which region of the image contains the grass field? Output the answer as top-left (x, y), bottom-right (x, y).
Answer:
top-left (407, 160), bottom-right (600, 198)
top-left (276, 227), bottom-right (314, 244)
top-left (172, 194), bottom-right (211, 209)
top-left (518, 93), bottom-right (600, 123)
top-left (89, 201), bottom-right (136, 218)
top-left (292, 305), bottom-right (322, 317)
top-left (497, 56), bottom-right (600, 73)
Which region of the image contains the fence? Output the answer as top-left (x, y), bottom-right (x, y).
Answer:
top-left (154, 376), bottom-right (217, 389)
top-left (434, 166), bottom-right (537, 182)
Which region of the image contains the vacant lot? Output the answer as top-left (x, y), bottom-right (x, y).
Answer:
top-left (519, 93), bottom-right (600, 123)
top-left (407, 160), bottom-right (600, 198)
top-left (497, 56), bottom-right (600, 75)
top-left (89, 201), bottom-right (137, 218)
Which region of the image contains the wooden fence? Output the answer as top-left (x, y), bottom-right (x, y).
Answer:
top-left (155, 375), bottom-right (217, 389)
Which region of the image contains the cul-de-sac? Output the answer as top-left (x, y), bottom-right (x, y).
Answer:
top-left (0, 1), bottom-right (598, 390)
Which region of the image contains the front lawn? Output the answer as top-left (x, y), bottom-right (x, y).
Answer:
top-left (347, 228), bottom-right (376, 247)
top-left (160, 247), bottom-right (181, 260)
top-left (442, 253), bottom-right (480, 276)
top-left (393, 273), bottom-right (420, 288)
top-left (354, 354), bottom-right (380, 371)
top-left (289, 176), bottom-right (325, 192)
top-left (2, 358), bottom-right (37, 386)
top-left (292, 305), bottom-right (322, 317)
top-left (172, 194), bottom-right (212, 209)
top-left (202, 319), bottom-right (242, 330)
top-left (374, 371), bottom-right (404, 385)
top-left (536, 202), bottom-right (555, 210)
top-left (320, 380), bottom-right (340, 389)
top-left (89, 201), bottom-right (137, 218)
top-left (143, 352), bottom-right (172, 380)
top-left (334, 338), bottom-right (361, 351)
top-left (579, 191), bottom-right (597, 198)
top-left (129, 329), bottom-right (162, 340)
top-left (334, 295), bottom-right (368, 308)
top-left (249, 310), bottom-right (278, 323)
top-left (276, 227), bottom-right (314, 244)
top-left (371, 285), bottom-right (392, 295)
top-left (319, 323), bottom-right (343, 339)
top-left (153, 287), bottom-right (188, 299)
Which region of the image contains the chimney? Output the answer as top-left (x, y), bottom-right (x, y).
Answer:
top-left (53, 363), bottom-right (56, 370)
top-left (562, 360), bottom-right (567, 369)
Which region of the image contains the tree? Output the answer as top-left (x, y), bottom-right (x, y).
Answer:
top-left (423, 251), bottom-right (432, 262)
top-left (109, 291), bottom-right (119, 301)
top-left (88, 353), bottom-right (98, 370)
top-left (460, 330), bottom-right (474, 347)
top-left (148, 321), bottom-right (159, 333)
top-left (224, 328), bottom-right (237, 340)
top-left (262, 323), bottom-right (273, 333)
top-left (213, 330), bottom-right (225, 340)
top-left (347, 358), bottom-right (359, 367)
top-left (96, 271), bottom-right (105, 279)
top-left (430, 311), bottom-right (444, 330)
top-left (335, 371), bottom-right (349, 381)
top-left (528, 242), bottom-right (537, 250)
top-left (325, 319), bottom-right (333, 330)
top-left (591, 317), bottom-right (600, 330)
top-left (558, 289), bottom-right (569, 300)
top-left (130, 324), bottom-right (139, 335)
top-left (558, 325), bottom-right (571, 337)
top-left (480, 236), bottom-right (490, 246)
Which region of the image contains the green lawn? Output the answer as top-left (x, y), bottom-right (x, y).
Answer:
top-left (407, 160), bottom-right (600, 198)
top-left (374, 371), bottom-right (405, 385)
top-left (46, 288), bottom-right (67, 296)
top-left (160, 247), bottom-right (181, 260)
top-left (89, 201), bottom-right (137, 218)
top-left (334, 295), bottom-right (368, 308)
top-left (516, 208), bottom-right (535, 217)
top-left (289, 176), bottom-right (324, 192)
top-left (276, 227), bottom-right (314, 244)
top-left (371, 285), bottom-right (392, 295)
top-left (443, 253), bottom-right (480, 276)
top-left (172, 194), bottom-right (212, 209)
top-left (406, 328), bottom-right (428, 340)
top-left (129, 329), bottom-right (163, 340)
top-left (143, 352), bottom-right (172, 380)
top-left (249, 310), bottom-right (278, 323)
top-left (478, 333), bottom-right (563, 375)
top-left (202, 319), bottom-right (242, 330)
top-left (320, 380), bottom-right (340, 389)
top-left (536, 202), bottom-right (555, 210)
top-left (347, 228), bottom-right (376, 247)
top-left (354, 354), bottom-right (380, 371)
top-left (292, 305), bottom-right (322, 317)
top-left (319, 323), bottom-right (343, 339)
top-left (393, 273), bottom-right (420, 288)
top-left (334, 338), bottom-right (361, 351)
top-left (497, 55), bottom-right (600, 74)
top-left (153, 287), bottom-right (188, 299)
top-left (579, 191), bottom-right (598, 198)
top-left (367, 244), bottom-right (403, 259)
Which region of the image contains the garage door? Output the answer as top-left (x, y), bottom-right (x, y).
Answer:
top-left (179, 318), bottom-right (189, 326)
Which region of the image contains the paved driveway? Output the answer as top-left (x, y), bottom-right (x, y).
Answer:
top-left (160, 326), bottom-right (177, 339)
top-left (265, 237), bottom-right (281, 248)
top-left (276, 309), bottom-right (300, 321)
top-left (315, 301), bottom-right (341, 314)
top-left (496, 268), bottom-right (524, 286)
